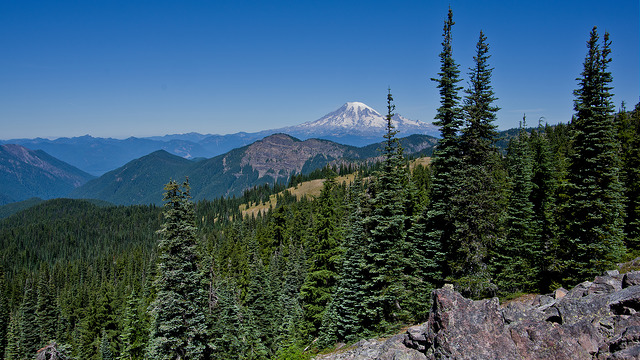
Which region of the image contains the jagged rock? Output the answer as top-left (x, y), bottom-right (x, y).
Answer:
top-left (422, 288), bottom-right (521, 359)
top-left (609, 286), bottom-right (640, 315)
top-left (623, 272), bottom-right (640, 288)
top-left (590, 276), bottom-right (624, 295)
top-left (566, 281), bottom-right (594, 298)
top-left (314, 333), bottom-right (426, 360)
top-left (413, 279), bottom-right (640, 359)
top-left (555, 287), bottom-right (569, 299)
top-left (597, 326), bottom-right (640, 359)
top-left (316, 272), bottom-right (640, 360)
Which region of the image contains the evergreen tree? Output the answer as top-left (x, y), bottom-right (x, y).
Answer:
top-left (617, 102), bottom-right (640, 249)
top-left (318, 176), bottom-right (368, 346)
top-left (0, 269), bottom-right (8, 357)
top-left (77, 296), bottom-right (101, 360)
top-left (119, 291), bottom-right (146, 360)
top-left (274, 245), bottom-right (306, 353)
top-left (20, 281), bottom-right (40, 359)
top-left (493, 119), bottom-right (539, 293)
top-left (4, 312), bottom-right (20, 360)
top-left (361, 89), bottom-right (411, 329)
top-left (96, 285), bottom-right (121, 359)
top-left (146, 179), bottom-right (209, 360)
top-left (461, 30), bottom-right (500, 165)
top-left (101, 329), bottom-right (115, 360)
top-left (450, 30), bottom-right (503, 297)
top-left (243, 245), bottom-right (275, 359)
top-left (299, 174), bottom-right (342, 338)
top-left (560, 28), bottom-right (626, 284)
top-left (529, 123), bottom-right (560, 291)
top-left (209, 281), bottom-right (246, 359)
top-left (36, 265), bottom-right (58, 348)
top-left (423, 7), bottom-right (464, 285)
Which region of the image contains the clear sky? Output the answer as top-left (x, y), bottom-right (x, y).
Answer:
top-left (1, 0), bottom-right (638, 139)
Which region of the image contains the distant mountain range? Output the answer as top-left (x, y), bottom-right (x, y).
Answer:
top-left (69, 133), bottom-right (439, 205)
top-left (0, 144), bottom-right (94, 205)
top-left (0, 102), bottom-right (441, 207)
top-left (1, 102), bottom-right (439, 176)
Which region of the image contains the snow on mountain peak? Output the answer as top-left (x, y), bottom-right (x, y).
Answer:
top-left (343, 101), bottom-right (377, 113)
top-left (280, 101), bottom-right (440, 139)
top-left (300, 102), bottom-right (386, 129)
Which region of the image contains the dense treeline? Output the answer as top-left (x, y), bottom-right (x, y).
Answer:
top-left (1, 10), bottom-right (639, 360)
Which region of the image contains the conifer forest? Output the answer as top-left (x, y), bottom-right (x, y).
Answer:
top-left (1, 10), bottom-right (639, 360)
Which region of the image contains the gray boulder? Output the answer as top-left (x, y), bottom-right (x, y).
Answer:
top-left (316, 272), bottom-right (640, 359)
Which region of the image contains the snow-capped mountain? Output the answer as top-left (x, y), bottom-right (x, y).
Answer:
top-left (301, 102), bottom-right (387, 129)
top-left (280, 102), bottom-right (439, 138)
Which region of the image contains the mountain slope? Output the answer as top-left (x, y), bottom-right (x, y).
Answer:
top-left (71, 133), bottom-right (438, 205)
top-left (69, 150), bottom-right (194, 205)
top-left (188, 133), bottom-right (362, 201)
top-left (0, 144), bottom-right (95, 205)
top-left (2, 135), bottom-right (209, 176)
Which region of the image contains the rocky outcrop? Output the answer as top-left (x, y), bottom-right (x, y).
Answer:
top-left (238, 134), bottom-right (356, 179)
top-left (317, 271), bottom-right (640, 360)
top-left (314, 334), bottom-right (426, 360)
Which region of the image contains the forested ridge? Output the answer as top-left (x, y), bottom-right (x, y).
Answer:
top-left (1, 11), bottom-right (639, 360)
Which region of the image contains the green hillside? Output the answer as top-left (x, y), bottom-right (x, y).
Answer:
top-left (69, 150), bottom-right (194, 205)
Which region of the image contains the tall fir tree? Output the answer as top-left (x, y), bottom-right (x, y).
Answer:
top-left (274, 245), bottom-right (306, 354)
top-left (318, 175), bottom-right (368, 346)
top-left (243, 235), bottom-right (276, 359)
top-left (119, 290), bottom-right (147, 360)
top-left (399, 8), bottom-right (463, 315)
top-left (616, 102), bottom-right (640, 249)
top-left (77, 295), bottom-right (102, 360)
top-left (0, 269), bottom-right (8, 358)
top-left (4, 312), bottom-right (21, 360)
top-left (36, 265), bottom-right (58, 348)
top-left (461, 30), bottom-right (500, 165)
top-left (19, 281), bottom-right (40, 359)
top-left (101, 329), bottom-right (115, 360)
top-left (493, 119), bottom-right (539, 293)
top-left (95, 285), bottom-right (120, 360)
top-left (209, 280), bottom-right (246, 359)
top-left (424, 8), bottom-right (465, 284)
top-left (529, 123), bottom-right (560, 291)
top-left (450, 30), bottom-right (503, 298)
top-left (299, 175), bottom-right (342, 338)
top-left (146, 179), bottom-right (209, 360)
top-left (559, 27), bottom-right (626, 284)
top-left (361, 89), bottom-right (411, 330)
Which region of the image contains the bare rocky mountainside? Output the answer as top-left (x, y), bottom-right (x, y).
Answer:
top-left (317, 269), bottom-right (640, 360)
top-left (235, 134), bottom-right (360, 179)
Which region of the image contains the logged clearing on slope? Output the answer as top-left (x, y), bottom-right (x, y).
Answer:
top-left (239, 157), bottom-right (430, 218)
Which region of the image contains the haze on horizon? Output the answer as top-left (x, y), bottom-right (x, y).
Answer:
top-left (0, 0), bottom-right (638, 140)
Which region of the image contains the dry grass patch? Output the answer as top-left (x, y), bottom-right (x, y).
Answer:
top-left (240, 174), bottom-right (358, 218)
top-left (239, 157), bottom-right (429, 218)
top-left (410, 157), bottom-right (431, 168)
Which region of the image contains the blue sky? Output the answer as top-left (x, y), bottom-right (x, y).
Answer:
top-left (1, 0), bottom-right (638, 139)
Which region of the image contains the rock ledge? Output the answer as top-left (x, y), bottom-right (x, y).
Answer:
top-left (316, 271), bottom-right (640, 360)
